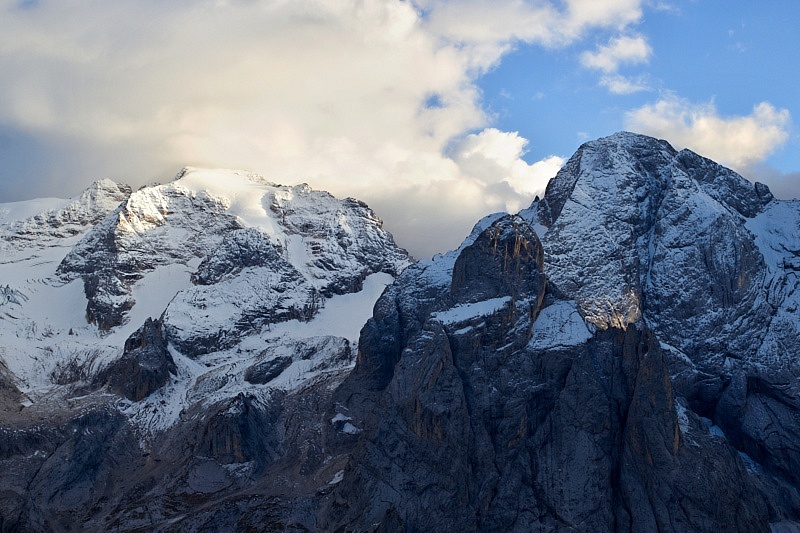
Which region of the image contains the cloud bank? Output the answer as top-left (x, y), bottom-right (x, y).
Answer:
top-left (0, 0), bottom-right (652, 258)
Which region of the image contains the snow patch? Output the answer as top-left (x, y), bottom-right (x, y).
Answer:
top-left (259, 272), bottom-right (394, 345)
top-left (700, 417), bottom-right (727, 440)
top-left (431, 297), bottom-right (511, 325)
top-left (675, 402), bottom-right (690, 434)
top-left (342, 422), bottom-right (361, 435)
top-left (0, 197), bottom-right (71, 225)
top-left (331, 413), bottom-right (352, 424)
top-left (528, 301), bottom-right (592, 350)
top-left (329, 470), bottom-right (345, 485)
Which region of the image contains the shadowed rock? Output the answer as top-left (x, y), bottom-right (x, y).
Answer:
top-left (96, 318), bottom-right (176, 402)
top-left (244, 356), bottom-right (293, 385)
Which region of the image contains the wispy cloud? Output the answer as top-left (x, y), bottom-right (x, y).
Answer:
top-left (625, 94), bottom-right (791, 171)
top-left (600, 74), bottom-right (650, 94)
top-left (579, 33), bottom-right (652, 94)
top-left (645, 1), bottom-right (680, 15)
top-left (580, 34), bottom-right (652, 73)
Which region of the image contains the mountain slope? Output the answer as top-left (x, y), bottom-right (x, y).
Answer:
top-left (0, 168), bottom-right (409, 531)
top-left (324, 132), bottom-right (800, 531)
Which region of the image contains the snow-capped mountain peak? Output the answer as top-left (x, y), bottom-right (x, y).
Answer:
top-left (1, 168), bottom-right (409, 401)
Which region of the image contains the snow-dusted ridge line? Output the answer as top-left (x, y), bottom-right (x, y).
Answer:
top-left (0, 168), bottom-right (410, 421)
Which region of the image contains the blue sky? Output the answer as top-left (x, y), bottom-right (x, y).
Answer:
top-left (479, 1), bottom-right (800, 197)
top-left (0, 0), bottom-right (797, 258)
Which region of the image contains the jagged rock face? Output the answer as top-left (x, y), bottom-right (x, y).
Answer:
top-left (196, 393), bottom-right (282, 468)
top-left (2, 135), bottom-right (799, 531)
top-left (0, 167), bottom-right (409, 531)
top-left (95, 318), bottom-right (176, 402)
top-left (348, 212), bottom-right (506, 391)
top-left (162, 228), bottom-right (313, 357)
top-left (322, 133), bottom-right (800, 531)
top-left (57, 183), bottom-right (242, 330)
top-left (451, 214), bottom-right (545, 306)
top-left (528, 132), bottom-right (772, 347)
top-left (715, 370), bottom-right (800, 485)
top-left (56, 168), bottom-right (408, 346)
top-left (0, 405), bottom-right (144, 532)
top-left (518, 133), bottom-right (800, 515)
top-left (325, 212), bottom-right (770, 531)
top-left (192, 227), bottom-right (287, 285)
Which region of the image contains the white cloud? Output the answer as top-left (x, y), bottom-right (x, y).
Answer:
top-left (625, 95), bottom-right (791, 171)
top-left (646, 1), bottom-right (681, 14)
top-left (580, 34), bottom-right (652, 73)
top-left (600, 74), bottom-right (649, 94)
top-left (0, 0), bottom-right (643, 258)
top-left (422, 0), bottom-right (644, 61)
top-left (562, 0), bottom-right (644, 38)
top-left (451, 129), bottom-right (563, 201)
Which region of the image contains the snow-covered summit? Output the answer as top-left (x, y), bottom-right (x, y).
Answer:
top-left (523, 131), bottom-right (797, 371)
top-left (0, 167), bottom-right (409, 409)
top-left (57, 167), bottom-right (409, 332)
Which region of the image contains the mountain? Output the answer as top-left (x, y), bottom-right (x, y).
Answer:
top-left (324, 132), bottom-right (800, 531)
top-left (1, 134), bottom-right (799, 532)
top-left (0, 168), bottom-right (409, 530)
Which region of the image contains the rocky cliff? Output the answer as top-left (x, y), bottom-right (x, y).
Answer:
top-left (323, 132), bottom-right (800, 531)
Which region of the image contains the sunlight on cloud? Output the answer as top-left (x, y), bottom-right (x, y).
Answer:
top-left (0, 0), bottom-right (644, 257)
top-left (451, 129), bottom-right (564, 200)
top-left (625, 95), bottom-right (791, 171)
top-left (424, 0), bottom-right (643, 54)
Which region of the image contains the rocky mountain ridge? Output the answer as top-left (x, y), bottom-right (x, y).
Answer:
top-left (323, 132), bottom-right (800, 531)
top-left (1, 134), bottom-right (799, 531)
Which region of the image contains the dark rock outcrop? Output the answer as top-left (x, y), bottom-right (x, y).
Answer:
top-left (244, 356), bottom-right (293, 385)
top-left (95, 318), bottom-right (176, 401)
top-left (0, 405), bottom-right (142, 532)
top-left (450, 214), bottom-right (545, 306)
top-left (716, 370), bottom-right (800, 486)
top-left (197, 393), bottom-right (282, 468)
top-left (0, 361), bottom-right (22, 413)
